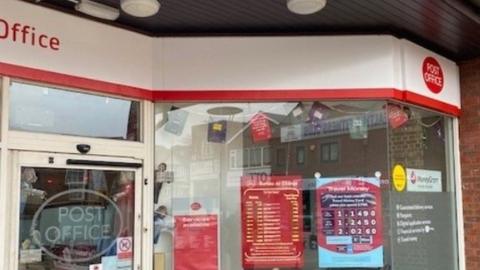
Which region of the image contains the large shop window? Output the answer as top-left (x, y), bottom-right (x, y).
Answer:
top-left (153, 101), bottom-right (458, 270)
top-left (9, 82), bottom-right (140, 141)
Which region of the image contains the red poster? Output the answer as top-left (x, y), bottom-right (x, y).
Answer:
top-left (174, 215), bottom-right (218, 270)
top-left (316, 178), bottom-right (383, 268)
top-left (250, 113), bottom-right (272, 142)
top-left (387, 104), bottom-right (408, 129)
top-left (241, 175), bottom-right (304, 269)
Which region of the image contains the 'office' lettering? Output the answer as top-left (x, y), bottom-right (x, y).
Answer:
top-left (0, 18), bottom-right (60, 51)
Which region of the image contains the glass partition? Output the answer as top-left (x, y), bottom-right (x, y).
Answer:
top-left (10, 82), bottom-right (140, 141)
top-left (153, 101), bottom-right (458, 270)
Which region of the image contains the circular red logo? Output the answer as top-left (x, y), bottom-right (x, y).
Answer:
top-left (422, 57), bottom-right (444, 93)
top-left (190, 202), bottom-right (202, 211)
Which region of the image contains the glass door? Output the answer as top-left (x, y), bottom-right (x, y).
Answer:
top-left (11, 151), bottom-right (143, 270)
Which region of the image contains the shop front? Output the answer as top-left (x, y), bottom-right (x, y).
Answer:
top-left (0, 1), bottom-right (464, 270)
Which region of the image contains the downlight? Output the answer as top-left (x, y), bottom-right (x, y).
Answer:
top-left (75, 0), bottom-right (120, 21)
top-left (287, 0), bottom-right (327, 15)
top-left (121, 0), bottom-right (160, 17)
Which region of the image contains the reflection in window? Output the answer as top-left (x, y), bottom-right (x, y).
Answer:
top-left (276, 148), bottom-right (286, 166)
top-left (296, 146), bottom-right (305, 165)
top-left (321, 142), bottom-right (339, 162)
top-left (249, 148), bottom-right (262, 167)
top-left (9, 82), bottom-right (140, 141)
top-left (262, 147), bottom-right (271, 166)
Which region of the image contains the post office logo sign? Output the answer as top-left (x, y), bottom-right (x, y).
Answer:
top-left (30, 189), bottom-right (124, 263)
top-left (422, 56), bottom-right (444, 94)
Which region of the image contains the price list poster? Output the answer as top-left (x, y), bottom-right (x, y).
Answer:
top-left (241, 175), bottom-right (304, 269)
top-left (316, 177), bottom-right (384, 268)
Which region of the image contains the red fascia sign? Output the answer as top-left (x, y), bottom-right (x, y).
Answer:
top-left (0, 18), bottom-right (60, 51)
top-left (422, 57), bottom-right (444, 94)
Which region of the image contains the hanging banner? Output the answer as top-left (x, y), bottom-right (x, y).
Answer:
top-left (241, 175), bottom-right (304, 269)
top-left (316, 177), bottom-right (383, 268)
top-left (250, 113), bottom-right (272, 142)
top-left (174, 215), bottom-right (218, 270)
top-left (387, 105), bottom-right (409, 129)
top-left (207, 120), bottom-right (227, 143)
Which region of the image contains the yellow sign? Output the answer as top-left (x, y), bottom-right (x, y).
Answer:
top-left (392, 164), bottom-right (407, 192)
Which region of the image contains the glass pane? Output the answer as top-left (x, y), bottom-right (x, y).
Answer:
top-left (297, 146), bottom-right (305, 165)
top-left (330, 143), bottom-right (338, 161)
top-left (153, 101), bottom-right (459, 270)
top-left (18, 167), bottom-right (135, 270)
top-left (386, 104), bottom-right (458, 270)
top-left (10, 82), bottom-right (140, 141)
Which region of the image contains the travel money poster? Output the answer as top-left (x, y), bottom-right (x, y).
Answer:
top-left (241, 175), bottom-right (304, 269)
top-left (316, 177), bottom-right (383, 268)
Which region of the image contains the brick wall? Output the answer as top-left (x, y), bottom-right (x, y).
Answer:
top-left (459, 58), bottom-right (480, 270)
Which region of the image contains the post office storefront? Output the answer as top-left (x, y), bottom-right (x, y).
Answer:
top-left (0, 1), bottom-right (465, 270)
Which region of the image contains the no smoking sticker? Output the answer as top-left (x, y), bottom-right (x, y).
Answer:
top-left (117, 237), bottom-right (133, 260)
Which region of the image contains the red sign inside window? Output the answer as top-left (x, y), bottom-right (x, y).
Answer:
top-left (250, 113), bottom-right (272, 143)
top-left (174, 215), bottom-right (218, 270)
top-left (422, 56), bottom-right (444, 94)
top-left (241, 175), bottom-right (304, 269)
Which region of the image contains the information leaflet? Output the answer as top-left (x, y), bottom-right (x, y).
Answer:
top-left (316, 177), bottom-right (383, 268)
top-left (241, 175), bottom-right (304, 269)
top-left (174, 215), bottom-right (218, 270)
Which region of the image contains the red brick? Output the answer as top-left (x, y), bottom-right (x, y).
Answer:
top-left (460, 57), bottom-right (480, 270)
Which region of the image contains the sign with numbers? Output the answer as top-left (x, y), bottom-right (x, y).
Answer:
top-left (241, 175), bottom-right (304, 269)
top-left (316, 177), bottom-right (383, 268)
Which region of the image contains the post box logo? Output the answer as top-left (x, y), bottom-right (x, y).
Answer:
top-left (30, 189), bottom-right (124, 263)
top-left (422, 57), bottom-right (444, 94)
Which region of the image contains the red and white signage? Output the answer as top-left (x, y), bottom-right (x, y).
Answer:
top-left (386, 104), bottom-right (409, 129)
top-left (241, 175), bottom-right (304, 269)
top-left (174, 215), bottom-right (218, 270)
top-left (0, 0), bottom-right (461, 115)
top-left (250, 112), bottom-right (272, 143)
top-left (422, 56), bottom-right (444, 94)
top-left (0, 18), bottom-right (60, 51)
top-left (117, 237), bottom-right (133, 260)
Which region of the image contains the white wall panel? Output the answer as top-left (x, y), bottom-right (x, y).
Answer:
top-left (158, 36), bottom-right (399, 90)
top-left (0, 0), bottom-right (153, 89)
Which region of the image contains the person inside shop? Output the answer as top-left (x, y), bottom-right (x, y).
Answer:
top-left (154, 205), bottom-right (174, 244)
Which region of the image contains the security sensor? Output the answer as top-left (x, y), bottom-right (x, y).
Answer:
top-left (76, 144), bottom-right (91, 154)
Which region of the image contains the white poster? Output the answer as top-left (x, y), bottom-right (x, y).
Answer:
top-left (89, 264), bottom-right (103, 270)
top-left (19, 249), bottom-right (42, 264)
top-left (406, 168), bottom-right (442, 192)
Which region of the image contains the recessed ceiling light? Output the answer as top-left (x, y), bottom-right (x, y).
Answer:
top-left (287, 0), bottom-right (327, 15)
top-left (75, 0), bottom-right (120, 21)
top-left (121, 0), bottom-right (160, 17)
